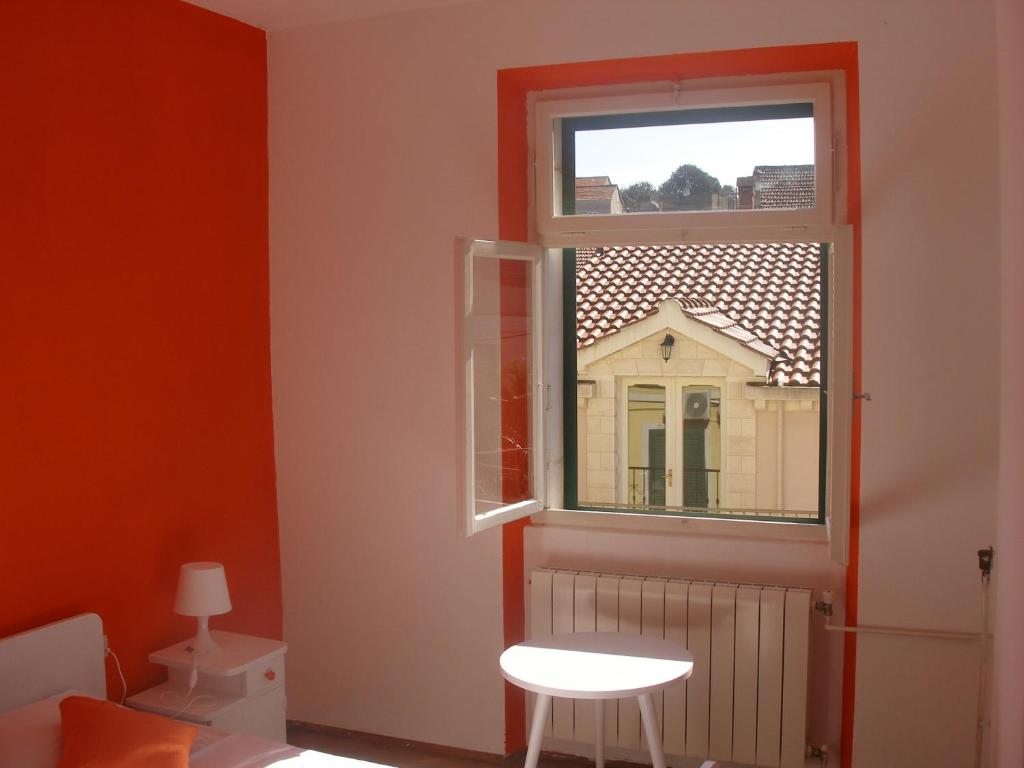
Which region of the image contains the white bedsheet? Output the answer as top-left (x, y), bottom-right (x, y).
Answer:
top-left (191, 726), bottom-right (391, 768)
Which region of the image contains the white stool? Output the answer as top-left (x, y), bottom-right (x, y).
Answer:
top-left (500, 632), bottom-right (694, 768)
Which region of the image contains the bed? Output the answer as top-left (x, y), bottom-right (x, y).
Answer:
top-left (0, 614), bottom-right (384, 767)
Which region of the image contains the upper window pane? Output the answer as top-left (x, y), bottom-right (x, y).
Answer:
top-left (567, 105), bottom-right (815, 216)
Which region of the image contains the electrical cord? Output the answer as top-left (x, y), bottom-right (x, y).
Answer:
top-left (158, 689), bottom-right (216, 718)
top-left (105, 648), bottom-right (127, 705)
top-left (155, 645), bottom-right (214, 718)
top-left (106, 640), bottom-right (215, 718)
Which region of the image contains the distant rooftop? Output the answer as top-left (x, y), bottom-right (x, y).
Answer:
top-left (752, 164), bottom-right (815, 209)
top-left (574, 176), bottom-right (622, 214)
top-left (575, 176), bottom-right (618, 201)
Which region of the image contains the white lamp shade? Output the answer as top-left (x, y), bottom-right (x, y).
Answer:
top-left (174, 562), bottom-right (232, 617)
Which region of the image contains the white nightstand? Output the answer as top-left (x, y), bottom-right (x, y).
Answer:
top-left (127, 630), bottom-right (287, 742)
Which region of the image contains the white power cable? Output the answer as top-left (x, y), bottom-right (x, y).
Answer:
top-left (158, 689), bottom-right (216, 719)
top-left (105, 648), bottom-right (127, 705)
top-left (154, 646), bottom-right (214, 719)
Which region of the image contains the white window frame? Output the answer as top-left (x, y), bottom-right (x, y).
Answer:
top-left (825, 225), bottom-right (854, 565)
top-left (534, 80), bottom-right (834, 247)
top-left (459, 72), bottom-right (852, 562)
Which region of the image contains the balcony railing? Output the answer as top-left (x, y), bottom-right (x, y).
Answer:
top-left (627, 466), bottom-right (721, 509)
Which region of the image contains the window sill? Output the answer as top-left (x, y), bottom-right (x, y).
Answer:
top-left (532, 508), bottom-right (829, 543)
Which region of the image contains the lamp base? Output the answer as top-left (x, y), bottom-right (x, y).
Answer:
top-left (189, 616), bottom-right (222, 657)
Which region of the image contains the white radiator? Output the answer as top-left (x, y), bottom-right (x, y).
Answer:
top-left (528, 569), bottom-right (811, 768)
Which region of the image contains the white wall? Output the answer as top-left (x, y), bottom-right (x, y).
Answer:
top-left (268, 0), bottom-right (1001, 763)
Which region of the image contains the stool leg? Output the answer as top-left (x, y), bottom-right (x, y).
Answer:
top-left (594, 699), bottom-right (605, 768)
top-left (638, 694), bottom-right (665, 768)
top-left (524, 694), bottom-right (551, 768)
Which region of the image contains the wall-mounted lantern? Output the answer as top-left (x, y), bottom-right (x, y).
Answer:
top-left (660, 333), bottom-right (675, 362)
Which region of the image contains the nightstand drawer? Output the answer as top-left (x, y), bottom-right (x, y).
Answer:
top-left (243, 653), bottom-right (285, 698)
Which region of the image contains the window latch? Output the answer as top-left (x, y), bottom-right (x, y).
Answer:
top-left (854, 392), bottom-right (872, 401)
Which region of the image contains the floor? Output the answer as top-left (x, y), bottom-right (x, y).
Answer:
top-left (286, 725), bottom-right (633, 768)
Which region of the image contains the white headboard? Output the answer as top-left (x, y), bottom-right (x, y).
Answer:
top-left (0, 613), bottom-right (107, 713)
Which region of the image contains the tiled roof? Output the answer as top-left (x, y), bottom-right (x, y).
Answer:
top-left (753, 164), bottom-right (815, 210)
top-left (576, 184), bottom-right (617, 201)
top-left (576, 243), bottom-right (822, 386)
top-left (575, 177), bottom-right (617, 201)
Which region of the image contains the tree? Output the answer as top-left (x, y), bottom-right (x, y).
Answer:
top-left (720, 184), bottom-right (737, 210)
top-left (657, 164), bottom-right (722, 211)
top-left (620, 181), bottom-right (658, 213)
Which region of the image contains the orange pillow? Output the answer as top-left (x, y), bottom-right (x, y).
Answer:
top-left (58, 696), bottom-right (196, 768)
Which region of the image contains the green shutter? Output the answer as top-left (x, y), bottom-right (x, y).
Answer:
top-left (648, 429), bottom-right (666, 506)
top-left (683, 422), bottom-right (708, 508)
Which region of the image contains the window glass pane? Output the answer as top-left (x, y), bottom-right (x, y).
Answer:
top-left (470, 256), bottom-right (533, 519)
top-left (571, 242), bottom-right (822, 521)
top-left (570, 107), bottom-right (815, 215)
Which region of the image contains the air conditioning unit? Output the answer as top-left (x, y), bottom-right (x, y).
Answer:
top-left (684, 388), bottom-right (712, 420)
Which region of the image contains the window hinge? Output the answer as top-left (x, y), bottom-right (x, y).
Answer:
top-left (542, 383), bottom-right (551, 410)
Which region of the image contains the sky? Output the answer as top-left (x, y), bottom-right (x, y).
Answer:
top-left (574, 117), bottom-right (814, 191)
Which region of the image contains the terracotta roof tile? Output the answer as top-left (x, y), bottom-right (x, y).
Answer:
top-left (576, 243), bottom-right (821, 387)
top-left (576, 184), bottom-right (617, 201)
top-left (754, 164), bottom-right (815, 209)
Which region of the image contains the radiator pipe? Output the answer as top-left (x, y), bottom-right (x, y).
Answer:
top-left (816, 590), bottom-right (987, 641)
top-left (973, 548), bottom-right (992, 768)
top-left (823, 622), bottom-right (984, 641)
top-left (816, 549), bottom-right (994, 768)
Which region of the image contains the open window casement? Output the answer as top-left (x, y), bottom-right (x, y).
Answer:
top-left (456, 239), bottom-right (546, 536)
top-left (825, 226), bottom-right (854, 564)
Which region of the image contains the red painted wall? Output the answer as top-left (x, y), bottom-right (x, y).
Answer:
top-left (0, 0), bottom-right (280, 698)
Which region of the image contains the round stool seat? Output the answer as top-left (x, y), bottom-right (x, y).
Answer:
top-left (500, 632), bottom-right (693, 699)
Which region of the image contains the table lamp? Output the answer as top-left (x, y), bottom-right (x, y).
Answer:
top-left (174, 562), bottom-right (232, 656)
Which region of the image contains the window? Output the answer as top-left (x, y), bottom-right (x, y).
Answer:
top-left (460, 71), bottom-right (852, 562)
top-left (621, 380), bottom-right (723, 511)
